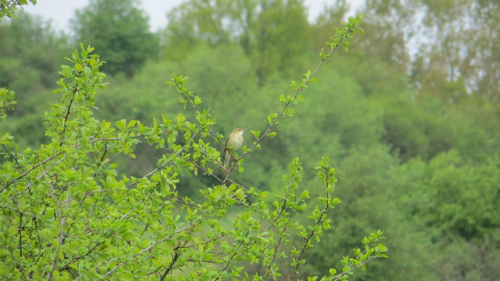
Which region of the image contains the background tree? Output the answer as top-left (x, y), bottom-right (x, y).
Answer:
top-left (164, 0), bottom-right (310, 83)
top-left (71, 0), bottom-right (159, 77)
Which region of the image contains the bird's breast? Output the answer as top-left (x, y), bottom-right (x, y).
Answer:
top-left (228, 135), bottom-right (243, 150)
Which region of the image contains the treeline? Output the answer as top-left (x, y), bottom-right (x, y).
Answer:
top-left (1, 0), bottom-right (500, 279)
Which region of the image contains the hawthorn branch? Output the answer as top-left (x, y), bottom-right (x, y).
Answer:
top-left (291, 171), bottom-right (332, 281)
top-left (237, 30), bottom-right (351, 162)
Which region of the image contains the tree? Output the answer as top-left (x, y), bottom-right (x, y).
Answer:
top-left (164, 0), bottom-right (311, 83)
top-left (0, 14), bottom-right (387, 279)
top-left (0, 13), bottom-right (69, 103)
top-left (405, 0), bottom-right (500, 103)
top-left (71, 0), bottom-right (158, 77)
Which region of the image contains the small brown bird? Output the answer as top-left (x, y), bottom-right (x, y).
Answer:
top-left (224, 128), bottom-right (245, 170)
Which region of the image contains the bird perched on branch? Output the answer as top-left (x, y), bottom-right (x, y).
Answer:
top-left (223, 128), bottom-right (244, 172)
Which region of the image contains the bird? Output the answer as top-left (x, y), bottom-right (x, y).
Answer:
top-left (223, 128), bottom-right (245, 172)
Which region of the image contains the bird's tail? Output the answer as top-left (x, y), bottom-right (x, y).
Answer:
top-left (223, 148), bottom-right (231, 173)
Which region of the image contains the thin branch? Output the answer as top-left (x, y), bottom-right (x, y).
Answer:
top-left (97, 209), bottom-right (210, 279)
top-left (159, 240), bottom-right (185, 280)
top-left (1, 153), bottom-right (62, 194)
top-left (2, 144), bottom-right (21, 167)
top-left (214, 229), bottom-right (254, 279)
top-left (168, 149), bottom-right (245, 190)
top-left (180, 231), bottom-right (231, 250)
top-left (25, 155), bottom-right (68, 190)
top-left (238, 26), bottom-right (356, 162)
top-left (333, 255), bottom-right (377, 281)
top-left (40, 162), bottom-right (66, 281)
top-left (125, 129), bottom-right (199, 188)
top-left (3, 0), bottom-right (25, 12)
top-left (1, 132), bottom-right (142, 194)
top-left (119, 197), bottom-right (146, 220)
top-left (59, 95), bottom-right (75, 145)
top-left (173, 155), bottom-right (264, 214)
top-left (8, 247), bottom-right (28, 281)
top-left (92, 145), bottom-right (107, 178)
top-left (214, 158), bottom-right (300, 280)
top-left (33, 215), bottom-right (44, 251)
top-left (291, 172), bottom-right (332, 280)
top-left (177, 90), bottom-right (226, 148)
top-left (59, 242), bottom-right (103, 273)
top-left (263, 178), bottom-right (295, 280)
top-left (18, 212), bottom-right (22, 257)
top-left (264, 235), bottom-right (284, 281)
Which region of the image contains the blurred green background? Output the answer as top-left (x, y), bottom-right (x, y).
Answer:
top-left (2, 0), bottom-right (500, 279)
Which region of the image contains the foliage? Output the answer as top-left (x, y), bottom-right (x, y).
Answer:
top-left (0, 87), bottom-right (15, 121)
top-left (71, 0), bottom-right (159, 77)
top-left (0, 15), bottom-right (389, 280)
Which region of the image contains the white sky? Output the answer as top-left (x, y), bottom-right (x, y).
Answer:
top-left (22, 0), bottom-right (365, 32)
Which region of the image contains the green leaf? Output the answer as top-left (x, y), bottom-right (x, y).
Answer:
top-left (116, 119), bottom-right (126, 131)
top-left (127, 120), bottom-right (136, 128)
top-left (177, 113), bottom-right (186, 125)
